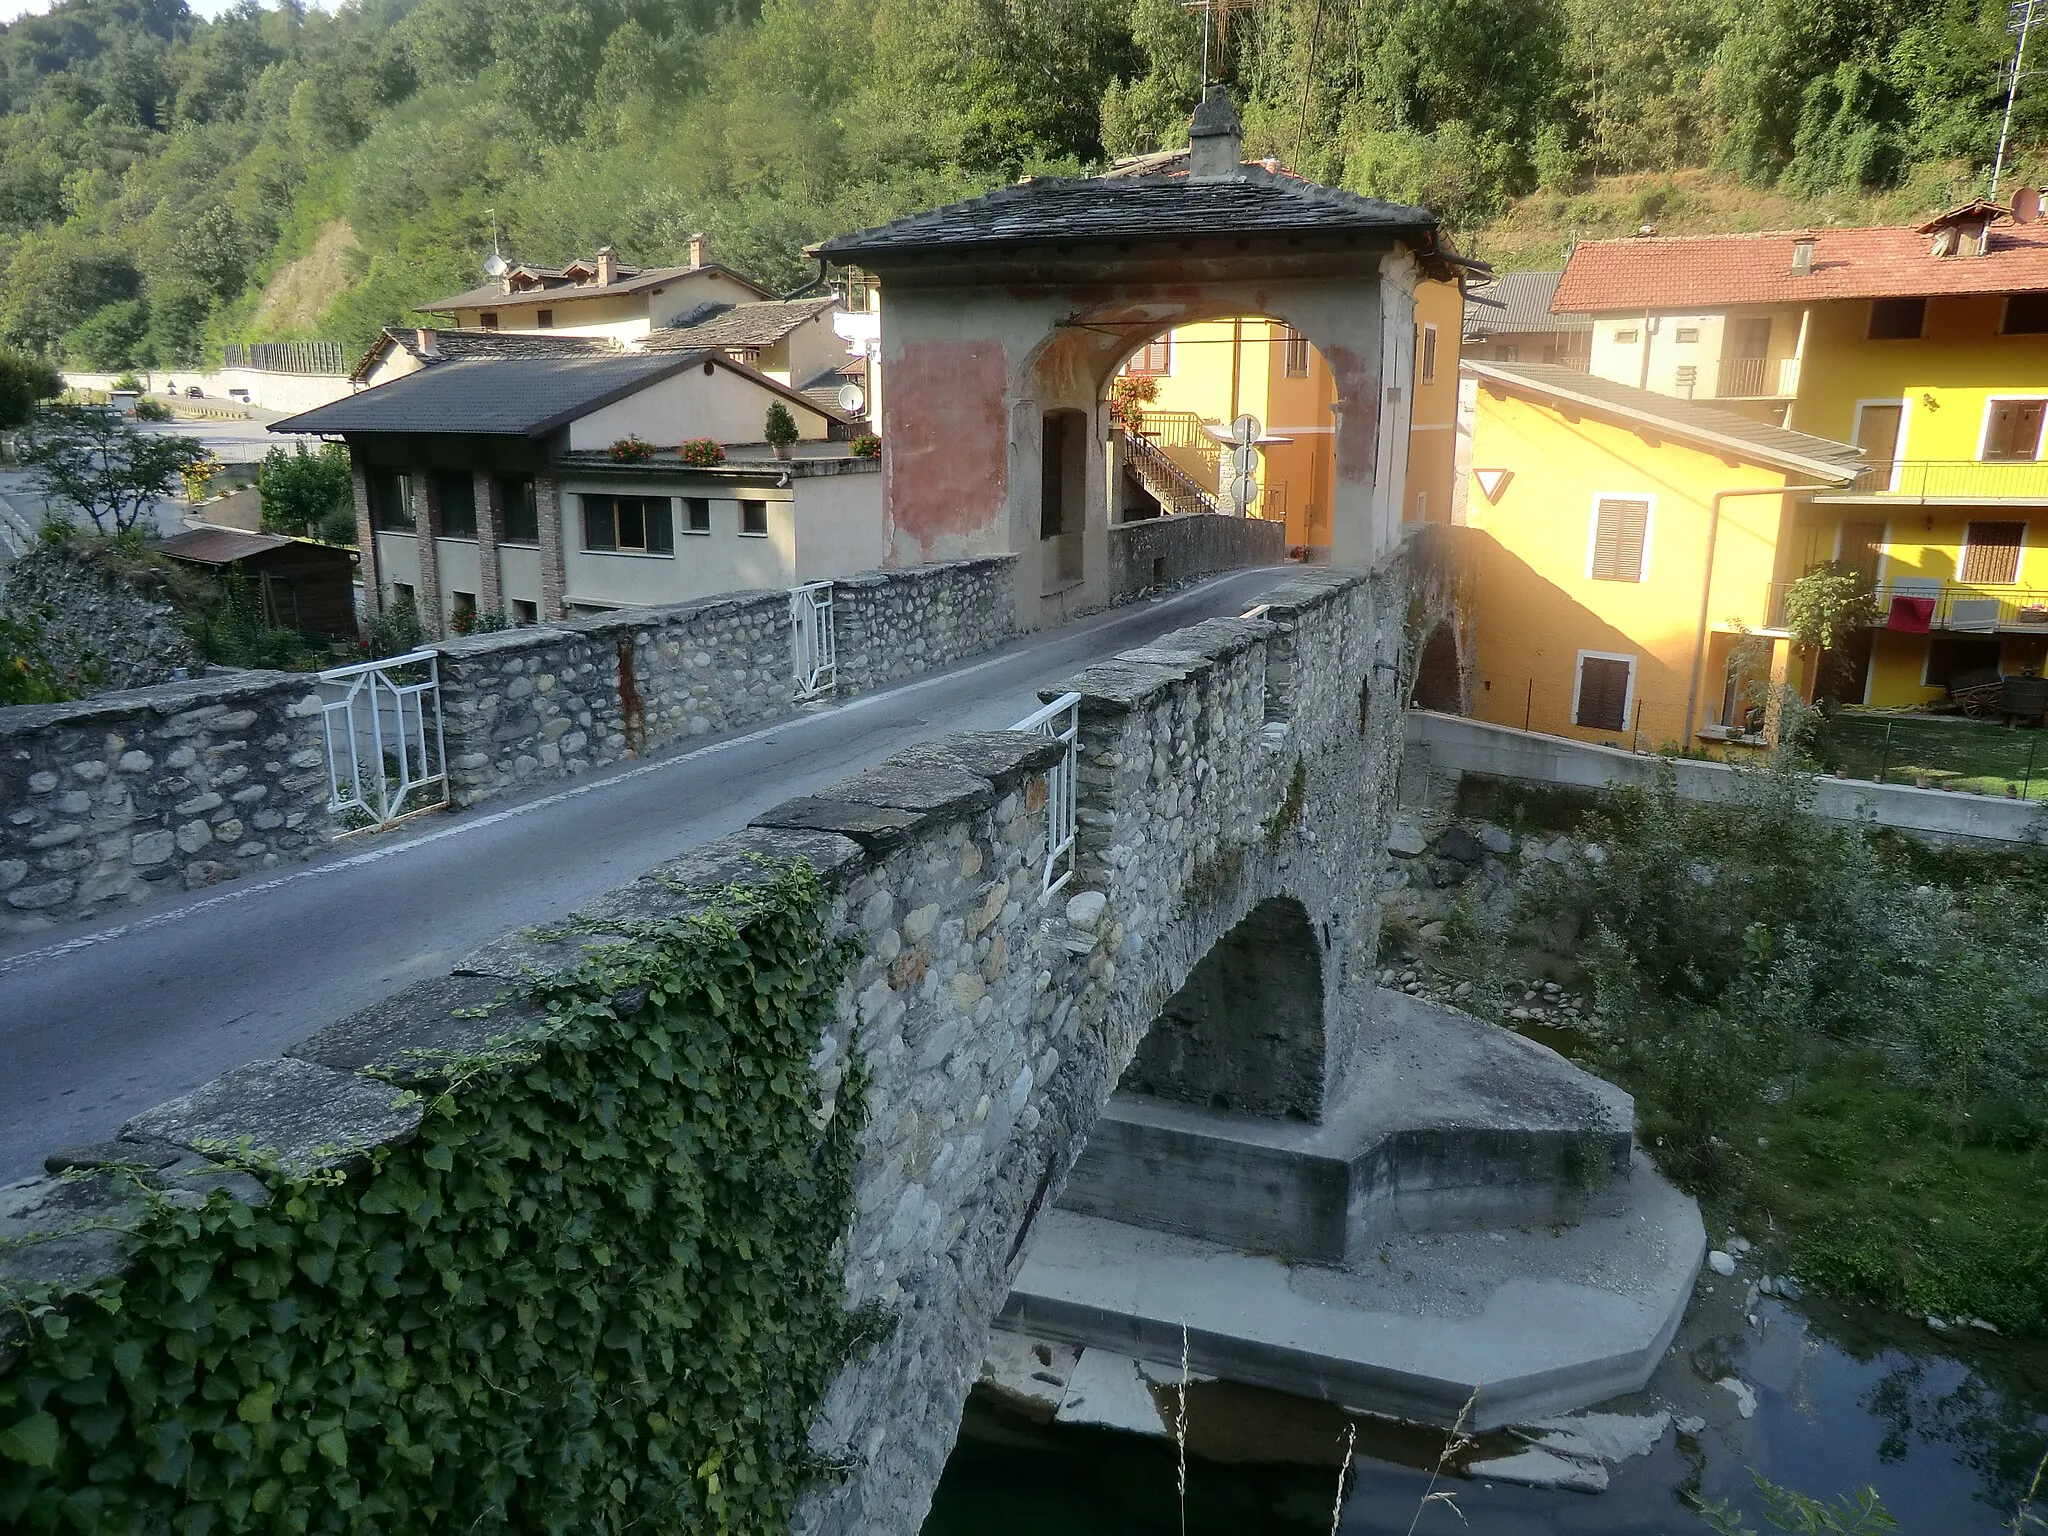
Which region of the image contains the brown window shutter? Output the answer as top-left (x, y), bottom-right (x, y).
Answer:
top-left (1575, 656), bottom-right (1632, 730)
top-left (1591, 498), bottom-right (1650, 581)
top-left (1960, 521), bottom-right (2025, 583)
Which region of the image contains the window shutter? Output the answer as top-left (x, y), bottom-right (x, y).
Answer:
top-left (1575, 656), bottom-right (1631, 730)
top-left (1961, 521), bottom-right (2025, 584)
top-left (1591, 498), bottom-right (1649, 581)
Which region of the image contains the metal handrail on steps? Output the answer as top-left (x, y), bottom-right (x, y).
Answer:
top-left (1123, 431), bottom-right (1222, 517)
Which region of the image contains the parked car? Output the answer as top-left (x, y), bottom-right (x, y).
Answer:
top-left (185, 386), bottom-right (203, 399)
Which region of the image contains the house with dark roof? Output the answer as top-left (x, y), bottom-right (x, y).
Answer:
top-left (1460, 357), bottom-right (1867, 748)
top-left (1461, 271), bottom-right (1589, 369)
top-left (273, 350), bottom-right (876, 634)
top-left (809, 86), bottom-right (1475, 625)
top-left (1550, 195), bottom-right (2048, 710)
top-left (415, 239), bottom-right (772, 342)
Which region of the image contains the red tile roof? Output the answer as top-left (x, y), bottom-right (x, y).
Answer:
top-left (1553, 221), bottom-right (2048, 312)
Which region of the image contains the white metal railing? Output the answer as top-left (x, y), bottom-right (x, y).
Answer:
top-left (1012, 691), bottom-right (1081, 897)
top-left (790, 581), bottom-right (836, 699)
top-left (317, 649), bottom-right (448, 831)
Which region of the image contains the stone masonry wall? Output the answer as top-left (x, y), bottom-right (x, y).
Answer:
top-left (830, 556), bottom-right (1017, 695)
top-left (1, 556), bottom-right (1031, 926)
top-left (0, 672), bottom-right (327, 935)
top-left (435, 588), bottom-right (792, 807)
top-left (0, 531), bottom-right (1459, 1533)
top-left (1107, 512), bottom-right (1285, 603)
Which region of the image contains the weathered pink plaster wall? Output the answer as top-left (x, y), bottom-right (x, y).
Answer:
top-left (883, 338), bottom-right (1009, 558)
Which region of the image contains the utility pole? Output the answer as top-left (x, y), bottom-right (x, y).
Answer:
top-left (1992, 0), bottom-right (2044, 198)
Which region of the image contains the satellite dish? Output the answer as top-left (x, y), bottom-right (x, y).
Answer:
top-left (483, 250), bottom-right (509, 278)
top-left (837, 382), bottom-right (867, 414)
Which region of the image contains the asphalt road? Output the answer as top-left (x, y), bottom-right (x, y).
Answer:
top-left (0, 569), bottom-right (1285, 1184)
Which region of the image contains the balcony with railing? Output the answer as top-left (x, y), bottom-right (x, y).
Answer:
top-left (1765, 578), bottom-right (2048, 633)
top-left (1716, 356), bottom-right (1800, 399)
top-left (1816, 460), bottom-right (2048, 502)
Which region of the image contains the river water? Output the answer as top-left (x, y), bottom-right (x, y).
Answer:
top-left (925, 1288), bottom-right (2048, 1534)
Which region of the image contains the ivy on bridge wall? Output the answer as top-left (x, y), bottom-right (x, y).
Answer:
top-left (0, 861), bottom-right (867, 1534)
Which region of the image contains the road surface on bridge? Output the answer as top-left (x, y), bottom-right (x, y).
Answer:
top-left (0, 569), bottom-right (1284, 1183)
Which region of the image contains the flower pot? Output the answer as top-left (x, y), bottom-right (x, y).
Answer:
top-left (773, 442), bottom-right (793, 461)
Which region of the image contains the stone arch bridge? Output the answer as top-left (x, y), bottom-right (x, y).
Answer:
top-left (3, 533), bottom-right (1490, 1533)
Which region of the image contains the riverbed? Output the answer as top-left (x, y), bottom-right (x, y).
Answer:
top-left (924, 1276), bottom-right (2048, 1534)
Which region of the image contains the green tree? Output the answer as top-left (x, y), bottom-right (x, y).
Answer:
top-left (0, 348), bottom-right (63, 429)
top-left (22, 405), bottom-right (210, 534)
top-left (64, 299), bottom-right (152, 369)
top-left (258, 441), bottom-right (354, 539)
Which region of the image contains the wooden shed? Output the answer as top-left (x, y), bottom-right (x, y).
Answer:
top-left (156, 527), bottom-right (358, 640)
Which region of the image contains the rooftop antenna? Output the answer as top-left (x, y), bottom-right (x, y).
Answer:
top-left (1992, 0), bottom-right (2045, 198)
top-left (482, 208), bottom-right (507, 278)
top-left (1181, 0), bottom-right (1214, 87)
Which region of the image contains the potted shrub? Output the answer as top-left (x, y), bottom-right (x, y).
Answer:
top-left (678, 438), bottom-right (725, 467)
top-left (850, 432), bottom-right (881, 459)
top-left (609, 434), bottom-right (655, 463)
top-left (765, 401), bottom-right (799, 460)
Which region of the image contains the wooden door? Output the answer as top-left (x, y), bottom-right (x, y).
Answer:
top-left (1839, 520), bottom-right (1887, 587)
top-left (1855, 403), bottom-right (1903, 466)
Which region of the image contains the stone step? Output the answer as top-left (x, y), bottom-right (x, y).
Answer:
top-left (1062, 989), bottom-right (1635, 1265)
top-left (1002, 1148), bottom-right (1705, 1431)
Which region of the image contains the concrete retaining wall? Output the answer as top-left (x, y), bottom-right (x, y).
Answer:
top-left (1406, 709), bottom-right (2048, 846)
top-left (0, 673), bottom-right (328, 934)
top-left (1107, 512), bottom-right (1285, 602)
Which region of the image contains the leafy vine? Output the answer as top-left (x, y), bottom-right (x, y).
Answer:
top-left (0, 859), bottom-right (869, 1534)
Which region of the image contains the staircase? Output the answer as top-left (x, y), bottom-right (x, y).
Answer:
top-left (1123, 430), bottom-right (1223, 517)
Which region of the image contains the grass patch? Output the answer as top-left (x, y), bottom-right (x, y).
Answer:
top-left (1741, 1052), bottom-right (2048, 1333)
top-left (1821, 712), bottom-right (2048, 799)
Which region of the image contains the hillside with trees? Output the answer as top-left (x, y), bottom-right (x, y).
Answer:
top-left (0, 0), bottom-right (2039, 368)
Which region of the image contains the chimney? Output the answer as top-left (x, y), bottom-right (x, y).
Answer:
top-left (1188, 86), bottom-right (1243, 181)
top-left (688, 232), bottom-right (709, 269)
top-left (595, 245), bottom-right (619, 286)
top-left (1791, 235), bottom-right (1816, 275)
top-left (415, 328), bottom-right (440, 359)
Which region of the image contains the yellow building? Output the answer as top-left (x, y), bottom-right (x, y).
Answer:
top-left (1553, 200), bottom-right (2048, 706)
top-left (1462, 361), bottom-right (1863, 748)
top-left (1118, 277), bottom-right (1464, 552)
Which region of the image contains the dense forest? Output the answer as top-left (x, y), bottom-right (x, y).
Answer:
top-left (0, 0), bottom-right (2039, 368)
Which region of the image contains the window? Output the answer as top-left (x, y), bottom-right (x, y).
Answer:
top-left (391, 582), bottom-right (415, 609)
top-left (683, 497), bottom-right (711, 534)
top-left (536, 309), bottom-right (554, 329)
top-left (1867, 297), bottom-right (1927, 340)
top-left (434, 471), bottom-right (477, 537)
top-left (2003, 294), bottom-right (2048, 335)
top-left (1960, 521), bottom-right (2025, 584)
top-left (498, 475), bottom-right (539, 543)
top-left (1983, 400), bottom-right (2045, 462)
top-left (1588, 496), bottom-right (1651, 582)
top-left (1126, 335), bottom-right (1171, 376)
top-left (1283, 327), bottom-right (1310, 378)
top-left (367, 470), bottom-right (414, 531)
top-left (511, 599), bottom-right (538, 625)
top-left (1574, 654), bottom-right (1634, 731)
top-left (1420, 324), bottom-right (1438, 384)
top-left (1498, 342), bottom-right (1520, 362)
top-left (739, 499), bottom-right (769, 537)
top-left (451, 591), bottom-right (476, 625)
top-left (1614, 328), bottom-right (1639, 344)
top-left (581, 495), bottom-right (674, 554)
top-left (1674, 326), bottom-right (1700, 344)
top-left (479, 312), bottom-right (498, 331)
